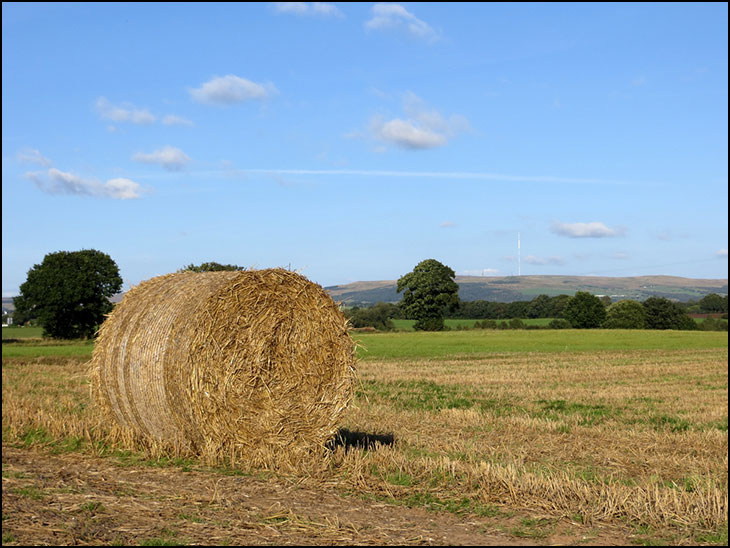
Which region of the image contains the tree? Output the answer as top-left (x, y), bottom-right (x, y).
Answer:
top-left (549, 294), bottom-right (572, 318)
top-left (699, 293), bottom-right (728, 313)
top-left (527, 294), bottom-right (551, 318)
top-left (564, 291), bottom-right (607, 328)
top-left (643, 297), bottom-right (696, 330)
top-left (603, 299), bottom-right (646, 329)
top-left (397, 259), bottom-right (459, 331)
top-left (15, 249), bottom-right (122, 339)
top-left (346, 302), bottom-right (396, 331)
top-left (180, 261), bottom-right (246, 272)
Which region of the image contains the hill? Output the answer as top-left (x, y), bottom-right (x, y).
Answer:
top-left (4, 276), bottom-right (726, 311)
top-left (324, 275), bottom-right (728, 306)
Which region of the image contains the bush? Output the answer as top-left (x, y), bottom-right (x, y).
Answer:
top-left (697, 318), bottom-right (729, 332)
top-left (548, 318), bottom-right (572, 329)
top-left (474, 319), bottom-right (497, 329)
top-left (603, 300), bottom-right (646, 329)
top-left (346, 302), bottom-right (395, 331)
top-left (508, 318), bottom-right (525, 329)
top-left (414, 317), bottom-right (445, 331)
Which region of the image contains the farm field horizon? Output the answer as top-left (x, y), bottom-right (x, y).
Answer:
top-left (3, 328), bottom-right (728, 545)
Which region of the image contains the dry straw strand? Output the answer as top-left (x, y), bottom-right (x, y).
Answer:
top-left (89, 269), bottom-right (357, 467)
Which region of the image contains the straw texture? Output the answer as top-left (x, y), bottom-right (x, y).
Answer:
top-left (89, 269), bottom-right (356, 464)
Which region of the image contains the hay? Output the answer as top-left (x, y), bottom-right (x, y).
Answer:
top-left (89, 268), bottom-right (356, 466)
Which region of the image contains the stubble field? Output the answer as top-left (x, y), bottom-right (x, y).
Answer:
top-left (2, 329), bottom-right (728, 545)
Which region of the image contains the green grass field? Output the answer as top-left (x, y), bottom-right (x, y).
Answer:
top-left (3, 325), bottom-right (728, 360)
top-left (353, 328), bottom-right (728, 360)
top-left (2, 326), bottom-right (44, 339)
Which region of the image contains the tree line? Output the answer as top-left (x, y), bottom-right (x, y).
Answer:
top-left (347, 259), bottom-right (727, 332)
top-left (8, 251), bottom-right (728, 338)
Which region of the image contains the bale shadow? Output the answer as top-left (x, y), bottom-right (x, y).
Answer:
top-left (327, 428), bottom-right (395, 452)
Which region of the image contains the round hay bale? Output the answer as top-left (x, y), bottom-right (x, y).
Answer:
top-left (89, 268), bottom-right (356, 464)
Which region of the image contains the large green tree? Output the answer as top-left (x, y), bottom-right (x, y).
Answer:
top-left (564, 291), bottom-right (607, 328)
top-left (603, 299), bottom-right (646, 329)
top-left (14, 249), bottom-right (122, 339)
top-left (397, 259), bottom-right (459, 331)
top-left (643, 297), bottom-right (696, 330)
top-left (699, 293), bottom-right (728, 313)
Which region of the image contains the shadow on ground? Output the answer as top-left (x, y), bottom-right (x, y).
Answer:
top-left (327, 428), bottom-right (395, 452)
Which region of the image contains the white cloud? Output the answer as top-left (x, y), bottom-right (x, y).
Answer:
top-left (273, 2), bottom-right (343, 17)
top-left (95, 97), bottom-right (156, 125)
top-left (133, 146), bottom-right (191, 171)
top-left (612, 252), bottom-right (630, 260)
top-left (439, 221), bottom-right (457, 228)
top-left (717, 248), bottom-right (728, 258)
top-left (374, 117), bottom-right (446, 149)
top-left (17, 148), bottom-right (52, 167)
top-left (162, 114), bottom-right (194, 127)
top-left (524, 255), bottom-right (566, 266)
top-left (368, 92), bottom-right (469, 150)
top-left (189, 75), bottom-right (276, 105)
top-left (26, 168), bottom-right (143, 199)
top-left (365, 3), bottom-right (439, 41)
top-left (550, 221), bottom-right (625, 238)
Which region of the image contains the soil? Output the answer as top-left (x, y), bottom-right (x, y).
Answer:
top-left (2, 445), bottom-right (639, 545)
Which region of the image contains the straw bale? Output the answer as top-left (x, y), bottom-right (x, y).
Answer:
top-left (89, 269), bottom-right (356, 464)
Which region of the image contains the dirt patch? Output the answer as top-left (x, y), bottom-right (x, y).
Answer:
top-left (2, 445), bottom-right (637, 545)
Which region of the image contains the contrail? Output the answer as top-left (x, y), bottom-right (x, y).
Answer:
top-left (222, 168), bottom-right (627, 185)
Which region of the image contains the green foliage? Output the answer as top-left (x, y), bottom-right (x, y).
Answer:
top-left (642, 297), bottom-right (696, 330)
top-left (564, 292), bottom-right (607, 328)
top-left (548, 318), bottom-right (572, 329)
top-left (346, 302), bottom-right (397, 331)
top-left (699, 293), bottom-right (728, 313)
top-left (14, 249), bottom-right (122, 339)
top-left (697, 317), bottom-right (729, 332)
top-left (397, 259), bottom-right (459, 331)
top-left (453, 294), bottom-right (572, 320)
top-left (179, 261), bottom-right (246, 272)
top-left (604, 299), bottom-right (647, 329)
top-left (473, 319), bottom-right (497, 329)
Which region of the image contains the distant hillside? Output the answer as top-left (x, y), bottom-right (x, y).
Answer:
top-left (4, 276), bottom-right (727, 311)
top-left (324, 275), bottom-right (728, 306)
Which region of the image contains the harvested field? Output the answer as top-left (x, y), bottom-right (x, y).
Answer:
top-left (2, 330), bottom-right (728, 545)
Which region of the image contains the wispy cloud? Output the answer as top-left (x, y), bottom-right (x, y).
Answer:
top-left (439, 221), bottom-right (457, 228)
top-left (133, 146), bottom-right (191, 171)
top-left (524, 255), bottom-right (566, 266)
top-left (550, 221), bottom-right (625, 238)
top-left (162, 114), bottom-right (194, 127)
top-left (95, 97), bottom-right (192, 128)
top-left (227, 168), bottom-right (622, 185)
top-left (95, 97), bottom-right (156, 125)
top-left (189, 75), bottom-right (277, 105)
top-left (16, 148), bottom-right (52, 167)
top-left (26, 168), bottom-right (143, 199)
top-left (273, 2), bottom-right (343, 17)
top-left (365, 3), bottom-right (439, 42)
top-left (717, 248), bottom-right (728, 258)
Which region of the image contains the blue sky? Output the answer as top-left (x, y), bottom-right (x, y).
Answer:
top-left (2, 2), bottom-right (727, 296)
